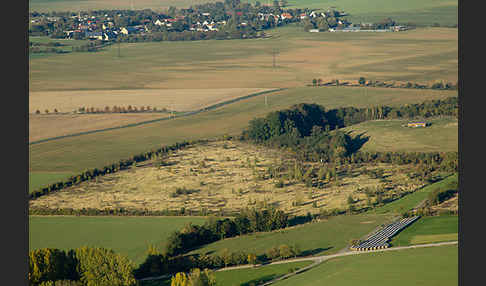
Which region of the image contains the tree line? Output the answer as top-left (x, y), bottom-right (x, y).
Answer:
top-left (311, 77), bottom-right (458, 90)
top-left (29, 247), bottom-right (137, 286)
top-left (164, 208), bottom-right (288, 257)
top-left (135, 242), bottom-right (302, 280)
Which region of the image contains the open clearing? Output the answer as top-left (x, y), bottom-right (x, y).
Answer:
top-left (189, 213), bottom-right (392, 258)
top-left (390, 215), bottom-right (458, 246)
top-left (29, 26), bottom-right (457, 92)
top-left (29, 88), bottom-right (271, 114)
top-left (343, 116), bottom-right (458, 153)
top-left (30, 140), bottom-right (428, 216)
top-left (29, 215), bottom-right (207, 265)
top-left (273, 244), bottom-right (457, 286)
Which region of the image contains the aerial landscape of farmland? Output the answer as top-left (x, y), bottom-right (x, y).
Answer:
top-left (28, 0), bottom-right (458, 285)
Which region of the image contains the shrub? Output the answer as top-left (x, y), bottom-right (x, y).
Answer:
top-left (275, 180), bottom-right (284, 188)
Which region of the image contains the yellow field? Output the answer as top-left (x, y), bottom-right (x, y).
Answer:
top-left (29, 88), bottom-right (271, 113)
top-left (30, 140), bottom-right (426, 216)
top-left (29, 113), bottom-right (172, 142)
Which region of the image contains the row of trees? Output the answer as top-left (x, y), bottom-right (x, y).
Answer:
top-left (312, 77), bottom-right (458, 90)
top-left (29, 247), bottom-right (137, 286)
top-left (135, 242), bottom-right (301, 279)
top-left (77, 105), bottom-right (167, 113)
top-left (28, 206), bottom-right (236, 217)
top-left (165, 208), bottom-right (288, 257)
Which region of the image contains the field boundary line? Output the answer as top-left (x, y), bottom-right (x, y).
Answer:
top-left (29, 88), bottom-right (287, 145)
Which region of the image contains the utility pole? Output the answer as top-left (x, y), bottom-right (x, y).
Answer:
top-left (118, 40), bottom-right (120, 58)
top-left (272, 48), bottom-right (279, 69)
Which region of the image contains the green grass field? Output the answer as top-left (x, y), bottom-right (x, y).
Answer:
top-left (284, 0), bottom-right (458, 26)
top-left (29, 172), bottom-right (74, 193)
top-left (343, 116), bottom-right (458, 153)
top-left (390, 215), bottom-right (458, 246)
top-left (29, 216), bottom-right (207, 265)
top-left (274, 244), bottom-right (458, 286)
top-left (214, 261), bottom-right (314, 286)
top-left (188, 214), bottom-right (392, 258)
top-left (29, 36), bottom-right (91, 59)
top-left (140, 261), bottom-right (313, 286)
top-left (370, 173), bottom-right (458, 214)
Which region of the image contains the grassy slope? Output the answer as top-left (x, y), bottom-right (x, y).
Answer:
top-left (343, 116), bottom-right (458, 153)
top-left (214, 261), bottom-right (313, 286)
top-left (29, 172), bottom-right (74, 193)
top-left (189, 214), bottom-right (392, 258)
top-left (390, 215), bottom-right (458, 246)
top-left (29, 216), bottom-right (207, 265)
top-left (29, 87), bottom-right (457, 174)
top-left (274, 244), bottom-right (457, 286)
top-left (140, 261), bottom-right (314, 286)
top-left (370, 173), bottom-right (458, 214)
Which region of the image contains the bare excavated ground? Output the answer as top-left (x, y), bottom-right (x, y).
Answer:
top-left (30, 140), bottom-right (426, 216)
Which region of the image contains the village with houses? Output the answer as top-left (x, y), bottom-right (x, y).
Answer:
top-left (29, 0), bottom-right (410, 46)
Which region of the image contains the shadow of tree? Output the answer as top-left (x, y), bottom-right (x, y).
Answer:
top-left (346, 132), bottom-right (370, 154)
top-left (241, 274), bottom-right (279, 286)
top-left (299, 246), bottom-right (333, 257)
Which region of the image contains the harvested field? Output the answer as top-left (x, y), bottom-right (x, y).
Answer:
top-left (29, 88), bottom-right (270, 114)
top-left (29, 113), bottom-right (170, 142)
top-left (30, 140), bottom-right (427, 216)
top-left (29, 27), bottom-right (457, 91)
